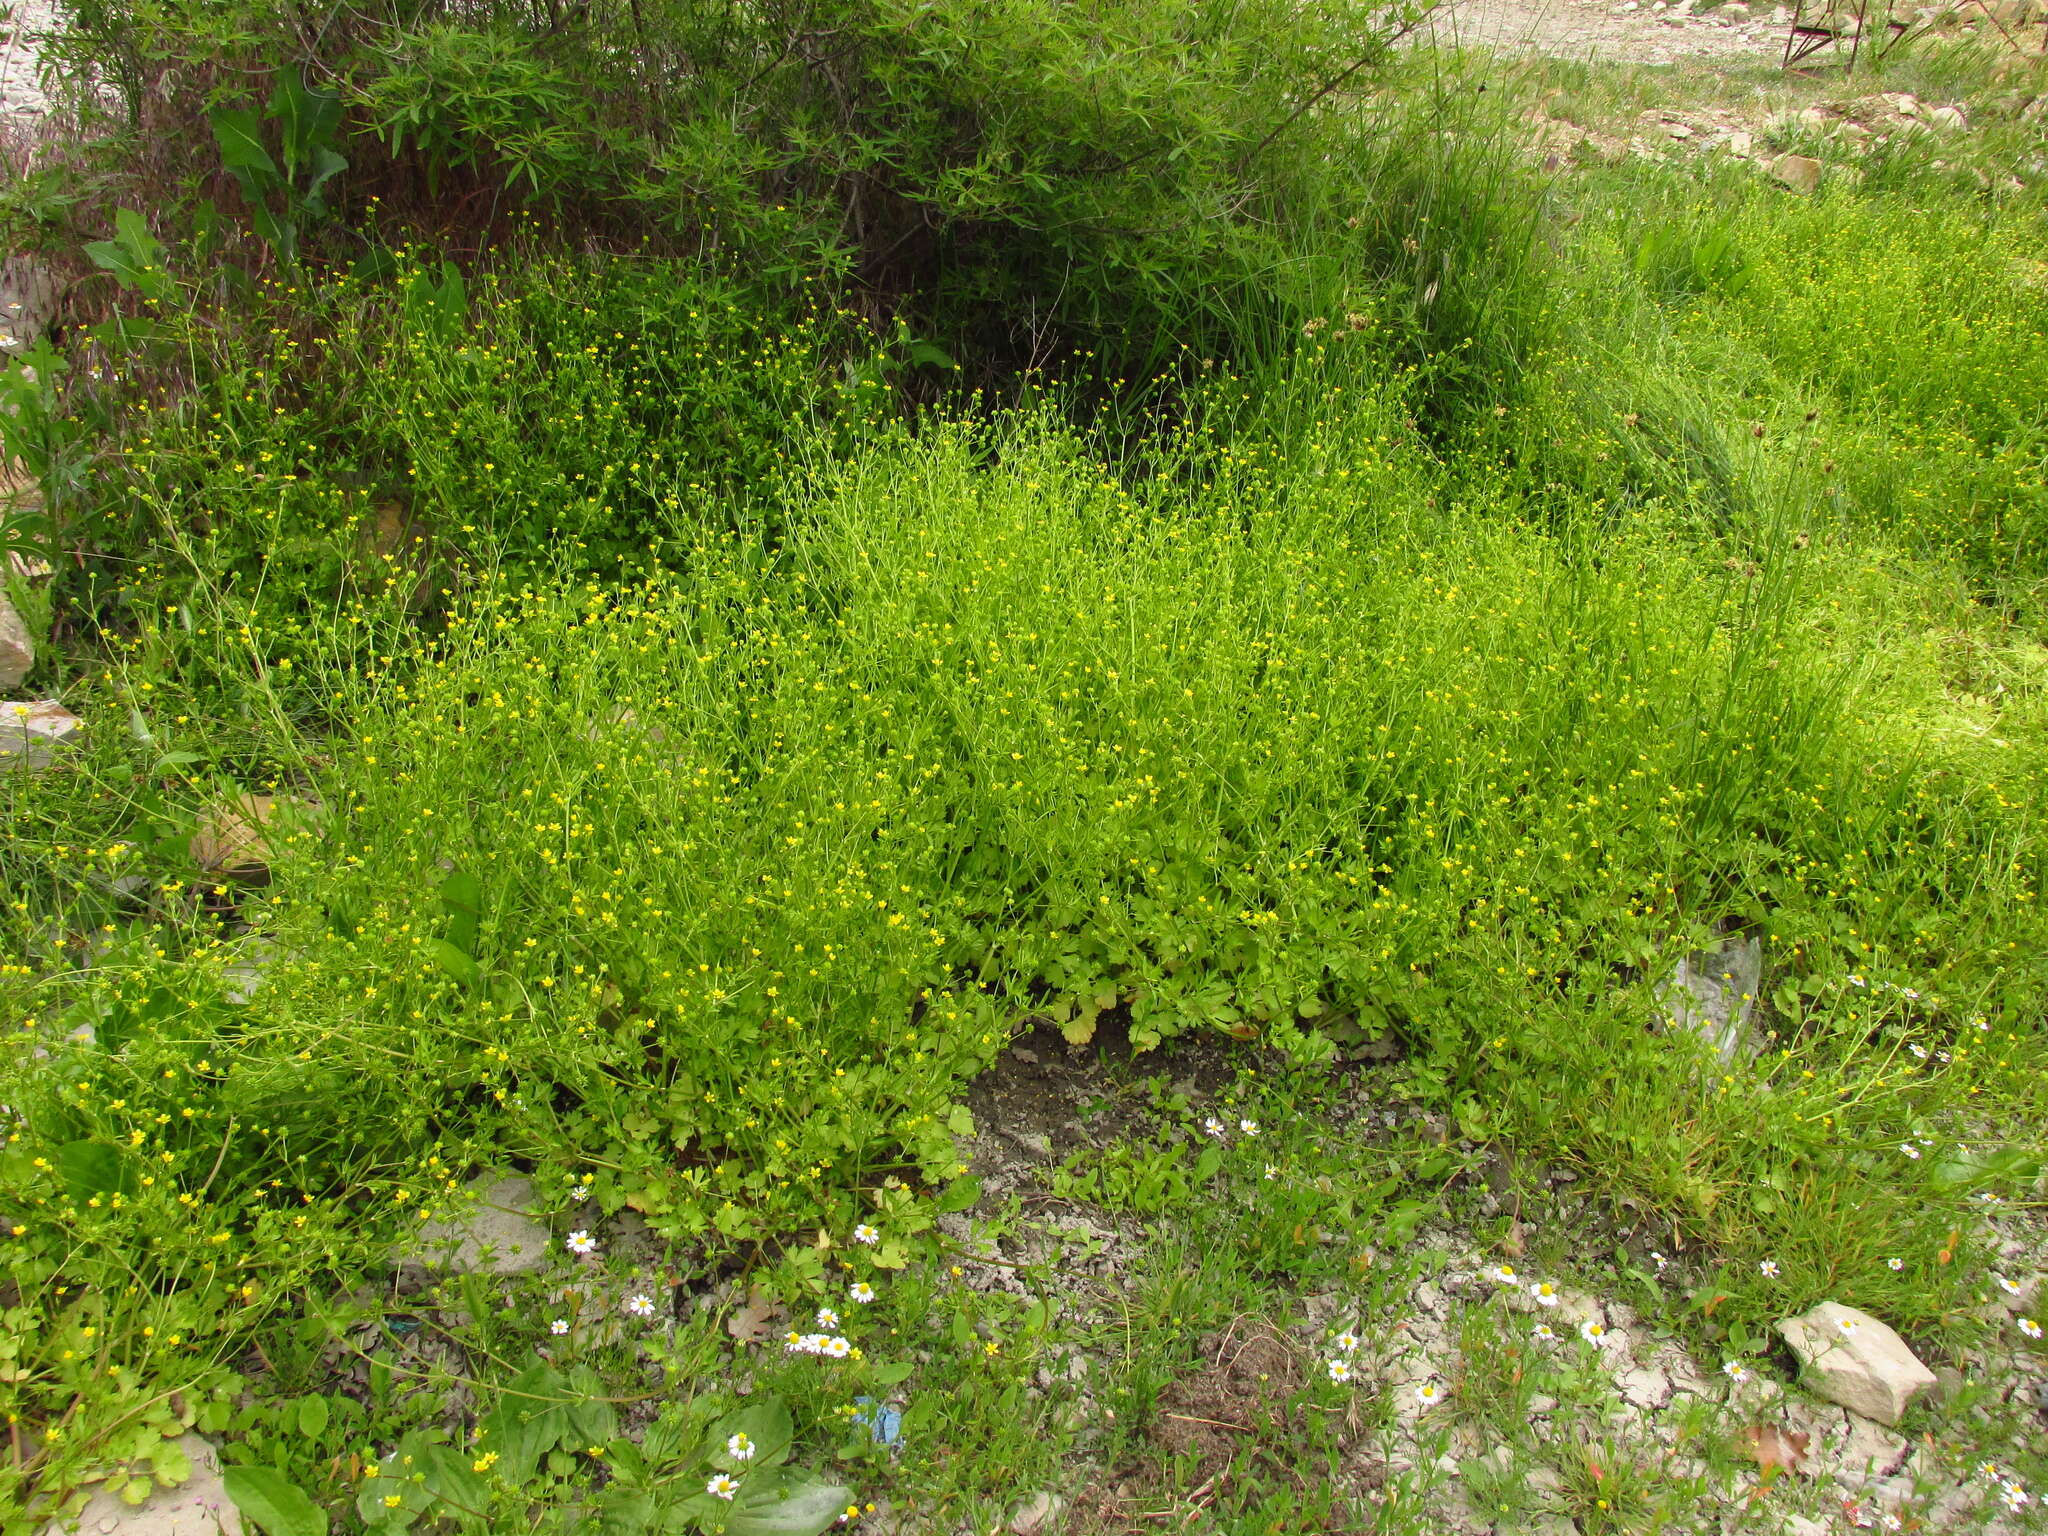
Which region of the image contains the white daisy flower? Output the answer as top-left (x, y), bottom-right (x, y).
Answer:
top-left (1835, 1315), bottom-right (1860, 1338)
top-left (2019, 1317), bottom-right (2042, 1340)
top-left (1263, 1163), bottom-right (1280, 1181)
top-left (570, 1184), bottom-right (592, 1202)
top-left (2000, 1480), bottom-right (2030, 1511)
top-left (1202, 1117), bottom-right (1226, 1138)
top-left (1239, 1119), bottom-right (1259, 1137)
top-left (1722, 1360), bottom-right (1751, 1384)
top-left (1334, 1329), bottom-right (1361, 1353)
top-left (1532, 1322), bottom-right (1557, 1342)
top-left (707, 1474), bottom-right (740, 1500)
top-left (1413, 1380), bottom-right (1442, 1406)
top-left (1650, 1251), bottom-right (1669, 1273)
top-left (565, 1230), bottom-right (598, 1257)
top-left (823, 1335), bottom-right (852, 1358)
top-left (817, 1307), bottom-right (841, 1329)
top-left (1887, 1257), bottom-right (1904, 1271)
top-left (1530, 1280), bottom-right (1560, 1307)
top-left (549, 1319), bottom-right (569, 1335)
top-left (1489, 1264), bottom-right (1519, 1285)
top-left (727, 1432), bottom-right (756, 1461)
top-left (850, 1282), bottom-right (876, 1303)
top-left (853, 1224), bottom-right (880, 1245)
top-left (1900, 1144), bottom-right (1921, 1160)
top-left (1997, 1275), bottom-right (2024, 1297)
top-left (625, 1293), bottom-right (656, 1318)
top-left (1579, 1320), bottom-right (1609, 1346)
top-left (1327, 1358), bottom-right (1353, 1383)
top-left (1759, 1259), bottom-right (1780, 1278)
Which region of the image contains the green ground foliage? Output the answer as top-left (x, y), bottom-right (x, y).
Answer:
top-left (2, 0), bottom-right (2047, 1528)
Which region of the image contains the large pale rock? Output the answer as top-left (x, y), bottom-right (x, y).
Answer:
top-left (1770, 154), bottom-right (1824, 194)
top-left (39, 1433), bottom-right (242, 1535)
top-left (0, 594), bottom-right (30, 687)
top-left (398, 1175), bottom-right (551, 1276)
top-left (1776, 1302), bottom-right (1937, 1426)
top-left (0, 698), bottom-right (78, 770)
top-left (0, 255), bottom-right (59, 358)
top-left (1659, 932), bottom-right (1762, 1064)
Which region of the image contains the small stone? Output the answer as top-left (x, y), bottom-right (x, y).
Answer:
top-left (1725, 0), bottom-right (1751, 13)
top-left (1831, 1412), bottom-right (1910, 1486)
top-left (1934, 1365), bottom-right (1965, 1402)
top-left (1727, 130), bottom-right (1756, 155)
top-left (38, 1434), bottom-right (242, 1535)
top-left (1770, 154), bottom-right (1824, 194)
top-left (1929, 105), bottom-right (1967, 131)
top-left (1619, 1363), bottom-right (1673, 1409)
top-left (1006, 1491), bottom-right (1066, 1535)
top-left (1776, 1302), bottom-right (1937, 1426)
top-left (0, 595), bottom-right (30, 688)
top-left (1666, 123), bottom-right (1694, 139)
top-left (397, 1175), bottom-right (551, 1277)
top-left (0, 698), bottom-right (80, 770)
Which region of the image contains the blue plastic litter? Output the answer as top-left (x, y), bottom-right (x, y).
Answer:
top-left (851, 1396), bottom-right (903, 1446)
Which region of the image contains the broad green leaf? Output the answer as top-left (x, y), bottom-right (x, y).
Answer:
top-left (223, 1465), bottom-right (328, 1536)
top-left (726, 1471), bottom-right (857, 1536)
top-left (565, 1365), bottom-right (619, 1444)
top-left (935, 1175), bottom-right (980, 1213)
top-left (54, 1140), bottom-right (130, 1197)
top-left (211, 107), bottom-right (279, 183)
top-left (707, 1397), bottom-right (794, 1470)
top-left (296, 1395), bottom-right (330, 1441)
top-left (438, 870), bottom-right (482, 957)
top-left (84, 209), bottom-right (172, 301)
top-left (423, 938), bottom-right (478, 988)
top-left (422, 1444), bottom-right (487, 1512)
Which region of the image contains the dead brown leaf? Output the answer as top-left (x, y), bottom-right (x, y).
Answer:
top-left (1742, 1423), bottom-right (1811, 1477)
top-left (726, 1286), bottom-right (787, 1345)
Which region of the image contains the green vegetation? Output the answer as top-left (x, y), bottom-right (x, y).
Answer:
top-left (3, 1), bottom-right (2047, 1530)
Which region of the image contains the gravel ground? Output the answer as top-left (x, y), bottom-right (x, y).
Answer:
top-left (0, 0), bottom-right (57, 121)
top-left (1424, 0), bottom-right (1797, 64)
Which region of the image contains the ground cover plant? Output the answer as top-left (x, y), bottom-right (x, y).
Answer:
top-left (3, 2), bottom-right (2048, 1532)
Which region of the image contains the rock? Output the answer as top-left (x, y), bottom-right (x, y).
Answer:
top-left (1660, 932), bottom-right (1762, 1063)
top-left (0, 698), bottom-right (79, 770)
top-left (1933, 1365), bottom-right (1965, 1403)
top-left (1619, 1362), bottom-right (1673, 1409)
top-left (0, 594), bottom-right (29, 687)
top-left (0, 255), bottom-right (59, 358)
top-left (1724, 0), bottom-right (1750, 14)
top-left (1006, 1491), bottom-right (1066, 1535)
top-left (1929, 105), bottom-right (1967, 131)
top-left (1727, 130), bottom-right (1755, 156)
top-left (397, 1175), bottom-right (551, 1277)
top-left (190, 794), bottom-right (314, 881)
top-left (1776, 1302), bottom-right (1937, 1426)
top-left (1830, 1412), bottom-right (1910, 1486)
top-left (1770, 154), bottom-right (1824, 194)
top-left (38, 1433), bottom-right (242, 1535)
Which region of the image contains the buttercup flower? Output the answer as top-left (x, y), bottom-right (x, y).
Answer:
top-left (1414, 1380), bottom-right (1443, 1406)
top-left (566, 1230), bottom-right (598, 1257)
top-left (727, 1433), bottom-right (755, 1461)
top-left (707, 1474), bottom-right (739, 1500)
top-left (1327, 1359), bottom-right (1353, 1383)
